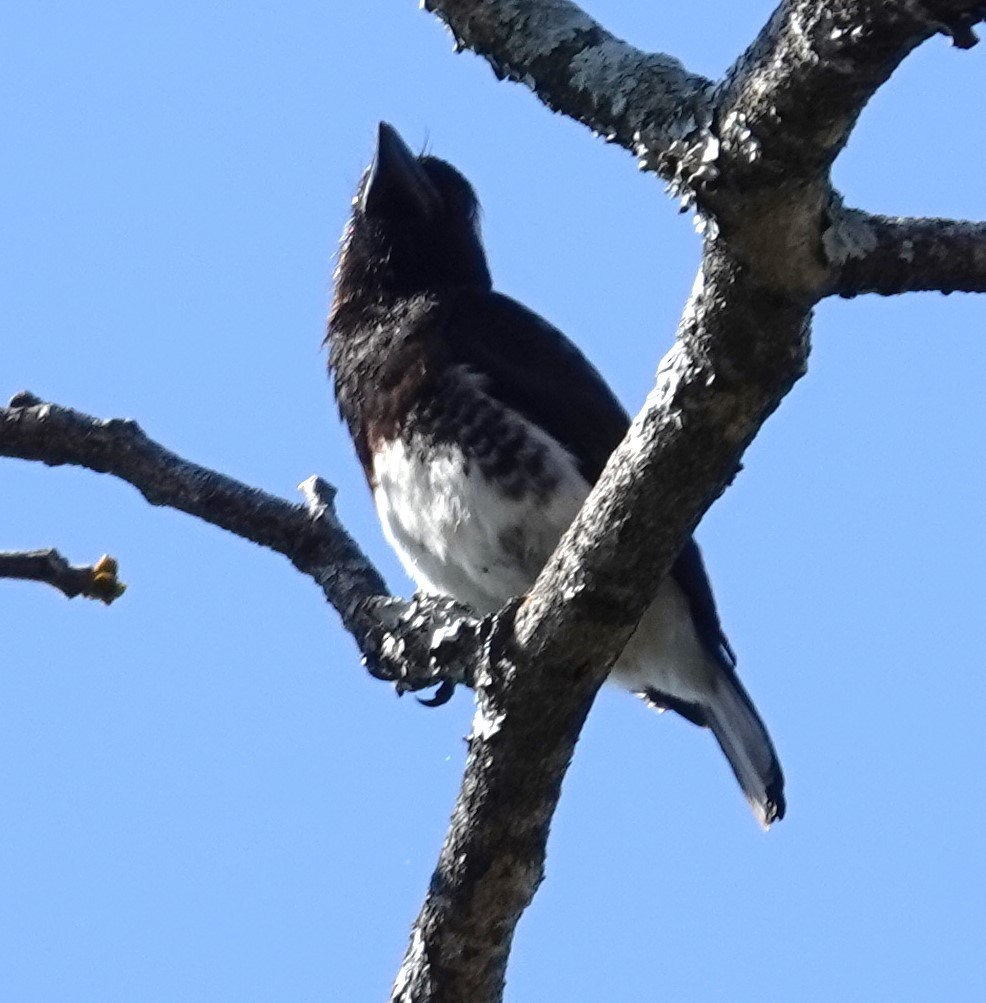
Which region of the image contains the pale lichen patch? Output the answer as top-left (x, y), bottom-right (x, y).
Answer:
top-left (569, 39), bottom-right (685, 120)
top-left (822, 206), bottom-right (878, 264)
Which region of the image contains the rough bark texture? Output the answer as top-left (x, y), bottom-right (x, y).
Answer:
top-left (4, 2), bottom-right (986, 1002)
top-left (831, 211), bottom-right (986, 296)
top-left (422, 0), bottom-right (714, 177)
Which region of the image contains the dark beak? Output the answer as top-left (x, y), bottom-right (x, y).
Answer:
top-left (362, 122), bottom-right (441, 218)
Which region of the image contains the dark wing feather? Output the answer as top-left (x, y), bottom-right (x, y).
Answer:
top-left (442, 289), bottom-right (736, 667)
top-left (673, 537), bottom-right (737, 669)
top-left (445, 289), bottom-right (629, 483)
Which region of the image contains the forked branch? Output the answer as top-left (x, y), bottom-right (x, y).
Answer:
top-left (0, 393), bottom-right (482, 697)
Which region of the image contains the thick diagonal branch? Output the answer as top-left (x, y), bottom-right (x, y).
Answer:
top-left (0, 393), bottom-right (481, 695)
top-left (391, 245), bottom-right (811, 1002)
top-left (828, 211), bottom-right (986, 296)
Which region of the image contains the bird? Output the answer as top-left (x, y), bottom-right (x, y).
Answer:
top-left (326, 122), bottom-right (786, 827)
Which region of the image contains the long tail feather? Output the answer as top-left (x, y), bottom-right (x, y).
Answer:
top-left (704, 674), bottom-right (786, 828)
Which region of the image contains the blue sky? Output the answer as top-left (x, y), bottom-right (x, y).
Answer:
top-left (3, 2), bottom-right (985, 1000)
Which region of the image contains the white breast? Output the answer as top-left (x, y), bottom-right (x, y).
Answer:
top-left (372, 432), bottom-right (590, 615)
top-left (372, 418), bottom-right (718, 707)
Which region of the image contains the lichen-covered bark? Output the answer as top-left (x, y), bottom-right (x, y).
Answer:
top-left (422, 0), bottom-right (713, 180)
top-left (715, 1), bottom-right (976, 181)
top-left (829, 211), bottom-right (986, 296)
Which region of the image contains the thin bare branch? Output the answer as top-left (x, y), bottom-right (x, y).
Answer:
top-left (0, 549), bottom-right (126, 603)
top-left (0, 393), bottom-right (482, 697)
top-left (827, 209), bottom-right (986, 296)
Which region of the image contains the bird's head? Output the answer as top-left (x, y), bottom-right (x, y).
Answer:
top-left (331, 123), bottom-right (492, 319)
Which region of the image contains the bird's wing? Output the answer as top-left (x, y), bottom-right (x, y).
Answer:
top-left (671, 537), bottom-right (737, 668)
top-left (441, 289), bottom-right (736, 667)
top-left (444, 289), bottom-right (629, 484)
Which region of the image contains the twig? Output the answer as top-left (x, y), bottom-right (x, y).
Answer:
top-left (0, 549), bottom-right (126, 604)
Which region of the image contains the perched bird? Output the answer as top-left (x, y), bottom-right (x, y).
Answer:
top-left (327, 122), bottom-right (785, 827)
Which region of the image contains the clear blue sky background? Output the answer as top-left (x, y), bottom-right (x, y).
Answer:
top-left (3, 3), bottom-right (985, 1000)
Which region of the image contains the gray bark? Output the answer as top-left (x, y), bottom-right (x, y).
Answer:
top-left (830, 211), bottom-right (986, 296)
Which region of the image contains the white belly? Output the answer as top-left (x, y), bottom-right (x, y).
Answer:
top-left (372, 434), bottom-right (718, 704)
top-left (372, 435), bottom-right (589, 614)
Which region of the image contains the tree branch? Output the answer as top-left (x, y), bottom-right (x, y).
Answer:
top-left (828, 209), bottom-right (986, 296)
top-left (422, 0), bottom-right (713, 180)
top-left (391, 242), bottom-right (812, 1000)
top-left (424, 0), bottom-right (986, 304)
top-left (0, 549), bottom-right (126, 603)
top-left (716, 0), bottom-right (986, 187)
top-left (675, 0), bottom-right (986, 299)
top-left (0, 392), bottom-right (482, 698)
top-left (389, 2), bottom-right (986, 1001)
top-left (7, 2), bottom-right (986, 1001)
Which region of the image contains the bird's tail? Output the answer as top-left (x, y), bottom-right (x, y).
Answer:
top-left (703, 672), bottom-right (786, 829)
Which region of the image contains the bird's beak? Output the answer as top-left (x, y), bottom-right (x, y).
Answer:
top-left (362, 122), bottom-right (442, 219)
